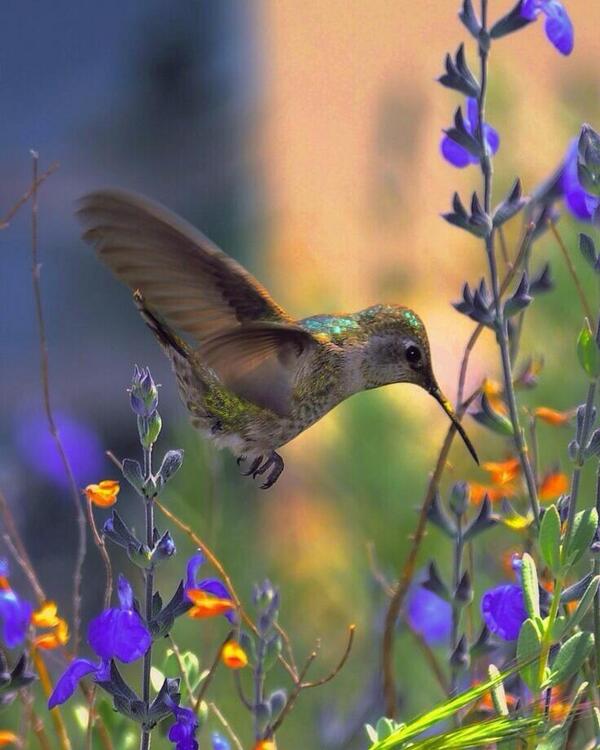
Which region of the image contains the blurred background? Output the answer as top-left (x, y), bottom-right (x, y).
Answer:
top-left (2, 1), bottom-right (600, 746)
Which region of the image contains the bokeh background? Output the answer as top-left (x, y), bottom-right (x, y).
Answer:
top-left (2, 1), bottom-right (600, 747)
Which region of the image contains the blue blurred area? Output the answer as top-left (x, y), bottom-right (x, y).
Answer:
top-left (0, 0), bottom-right (263, 625)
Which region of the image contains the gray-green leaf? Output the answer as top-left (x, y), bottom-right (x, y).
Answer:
top-left (545, 631), bottom-right (594, 688)
top-left (521, 553), bottom-right (540, 618)
top-left (539, 506), bottom-right (561, 576)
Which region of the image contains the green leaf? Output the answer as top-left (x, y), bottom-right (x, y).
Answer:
top-left (577, 319), bottom-right (600, 379)
top-left (535, 725), bottom-right (568, 750)
top-left (565, 507), bottom-right (599, 567)
top-left (521, 553), bottom-right (540, 618)
top-left (539, 506), bottom-right (561, 575)
top-left (565, 575), bottom-right (600, 633)
top-left (379, 716), bottom-right (541, 749)
top-left (487, 664), bottom-right (508, 716)
top-left (517, 618), bottom-right (542, 693)
top-left (375, 718), bottom-right (396, 740)
top-left (545, 632), bottom-right (594, 688)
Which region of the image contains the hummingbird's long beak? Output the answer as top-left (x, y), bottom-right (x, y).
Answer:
top-left (429, 386), bottom-right (479, 465)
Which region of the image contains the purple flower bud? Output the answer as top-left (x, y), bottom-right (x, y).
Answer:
top-left (441, 97), bottom-right (499, 168)
top-left (129, 365), bottom-right (159, 417)
top-left (168, 704), bottom-right (199, 750)
top-left (212, 732), bottom-right (231, 750)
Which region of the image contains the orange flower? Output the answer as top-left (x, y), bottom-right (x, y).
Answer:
top-left (254, 742), bottom-right (276, 750)
top-left (534, 407), bottom-right (573, 426)
top-left (31, 601), bottom-right (69, 649)
top-left (221, 640), bottom-right (248, 669)
top-left (481, 378), bottom-right (506, 413)
top-left (482, 457), bottom-right (520, 486)
top-left (84, 480), bottom-right (120, 507)
top-left (0, 731), bottom-right (19, 747)
top-left (186, 590), bottom-right (235, 619)
top-left (469, 483), bottom-right (513, 504)
top-left (539, 471), bottom-right (569, 501)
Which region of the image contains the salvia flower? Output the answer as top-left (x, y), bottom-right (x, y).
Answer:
top-left (481, 583), bottom-right (527, 640)
top-left (129, 365), bottom-right (159, 417)
top-left (0, 590), bottom-right (32, 649)
top-left (31, 601), bottom-right (69, 650)
top-left (561, 140), bottom-right (600, 221)
top-left (184, 551), bottom-right (235, 621)
top-left (167, 704), bottom-right (199, 750)
top-left (85, 480), bottom-right (120, 508)
top-left (441, 97), bottom-right (499, 168)
top-left (406, 585), bottom-right (451, 646)
top-left (221, 640), bottom-right (248, 669)
top-left (48, 575), bottom-right (151, 708)
top-left (521, 0), bottom-right (573, 56)
top-left (0, 563), bottom-right (33, 649)
top-left (534, 406), bottom-right (573, 425)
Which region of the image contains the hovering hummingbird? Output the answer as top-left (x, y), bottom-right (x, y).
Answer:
top-left (78, 189), bottom-right (478, 488)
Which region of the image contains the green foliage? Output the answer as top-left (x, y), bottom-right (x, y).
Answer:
top-left (521, 553), bottom-right (540, 618)
top-left (539, 505), bottom-right (562, 576)
top-left (544, 631), bottom-right (594, 688)
top-left (576, 319), bottom-right (600, 379)
top-left (517, 618), bottom-right (543, 693)
top-left (564, 507), bottom-right (599, 567)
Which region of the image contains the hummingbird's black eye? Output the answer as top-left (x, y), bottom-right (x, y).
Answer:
top-left (405, 345), bottom-right (422, 366)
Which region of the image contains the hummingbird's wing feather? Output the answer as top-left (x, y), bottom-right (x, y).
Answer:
top-left (77, 189), bottom-right (292, 342)
top-left (200, 323), bottom-right (318, 416)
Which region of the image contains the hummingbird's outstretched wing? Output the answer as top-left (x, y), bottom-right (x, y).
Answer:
top-left (78, 189), bottom-right (318, 416)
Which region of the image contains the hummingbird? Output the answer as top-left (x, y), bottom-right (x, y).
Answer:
top-left (78, 189), bottom-right (478, 488)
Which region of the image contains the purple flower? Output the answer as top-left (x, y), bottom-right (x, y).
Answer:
top-left (406, 585), bottom-right (452, 646)
top-left (0, 589), bottom-right (33, 648)
top-left (561, 139), bottom-right (600, 221)
top-left (48, 575), bottom-right (151, 708)
top-left (212, 733), bottom-right (231, 750)
top-left (521, 0), bottom-right (573, 56)
top-left (441, 97), bottom-right (499, 168)
top-left (167, 704), bottom-right (199, 750)
top-left (185, 551), bottom-right (236, 623)
top-left (88, 577), bottom-right (151, 662)
top-left (481, 583), bottom-right (527, 640)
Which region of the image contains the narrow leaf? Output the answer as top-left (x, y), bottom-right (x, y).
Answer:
top-left (521, 553), bottom-right (540, 618)
top-left (577, 319), bottom-right (600, 379)
top-left (545, 631), bottom-right (594, 687)
top-left (539, 505), bottom-right (561, 575)
top-left (517, 618), bottom-right (542, 693)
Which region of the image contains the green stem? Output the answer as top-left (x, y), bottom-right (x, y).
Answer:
top-left (450, 514), bottom-right (465, 698)
top-left (476, 0), bottom-right (540, 528)
top-left (140, 446), bottom-right (154, 750)
top-left (594, 463), bottom-right (600, 688)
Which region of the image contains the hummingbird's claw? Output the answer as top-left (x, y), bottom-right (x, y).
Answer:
top-left (240, 456), bottom-right (263, 476)
top-left (254, 452), bottom-right (284, 489)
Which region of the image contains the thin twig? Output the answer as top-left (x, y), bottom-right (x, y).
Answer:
top-left (366, 541), bottom-right (395, 597)
top-left (29, 152), bottom-right (86, 653)
top-left (194, 631), bottom-right (233, 710)
top-left (270, 649), bottom-right (319, 733)
top-left (168, 636), bottom-right (195, 699)
top-left (209, 702), bottom-right (244, 750)
top-left (84, 496), bottom-right (113, 609)
top-left (0, 487), bottom-right (46, 603)
top-left (34, 650), bottom-right (72, 750)
top-left (300, 625), bottom-right (355, 689)
top-left (0, 161), bottom-right (59, 229)
top-left (548, 219), bottom-right (594, 321)
top-left (233, 670), bottom-right (253, 711)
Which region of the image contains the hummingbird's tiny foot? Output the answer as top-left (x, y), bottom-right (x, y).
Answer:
top-left (257, 452), bottom-right (284, 489)
top-left (240, 456), bottom-right (263, 476)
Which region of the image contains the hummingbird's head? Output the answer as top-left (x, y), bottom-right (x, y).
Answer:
top-left (358, 305), bottom-right (478, 463)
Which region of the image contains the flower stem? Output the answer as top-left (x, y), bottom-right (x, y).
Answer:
top-left (477, 0), bottom-right (540, 528)
top-left (140, 446), bottom-right (154, 750)
top-left (594, 461), bottom-right (600, 689)
top-left (450, 513), bottom-right (464, 698)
